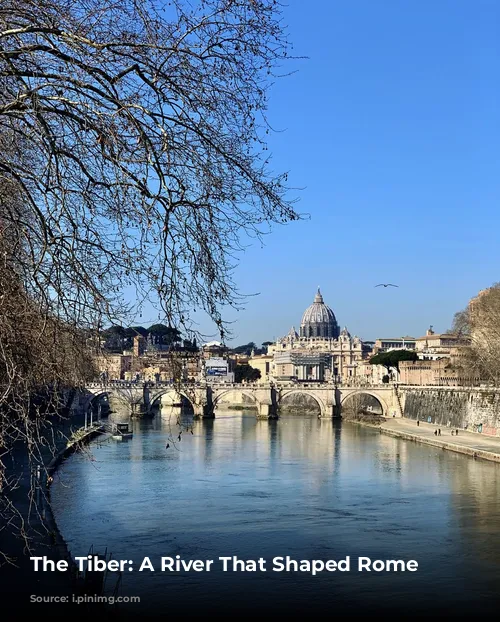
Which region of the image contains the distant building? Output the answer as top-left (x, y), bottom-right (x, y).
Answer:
top-left (267, 288), bottom-right (367, 382)
top-left (202, 357), bottom-right (234, 382)
top-left (373, 337), bottom-right (416, 353)
top-left (126, 350), bottom-right (200, 382)
top-left (95, 348), bottom-right (200, 382)
top-left (273, 351), bottom-right (332, 382)
top-left (96, 354), bottom-right (132, 380)
top-left (399, 358), bottom-right (475, 386)
top-left (356, 359), bottom-right (399, 384)
top-left (201, 341), bottom-right (229, 359)
top-left (415, 327), bottom-right (469, 356)
top-left (248, 354), bottom-right (273, 383)
top-left (133, 335), bottom-right (146, 357)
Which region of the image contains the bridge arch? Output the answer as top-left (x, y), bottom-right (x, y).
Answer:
top-left (278, 390), bottom-right (327, 417)
top-left (340, 390), bottom-right (388, 416)
top-left (212, 389), bottom-right (260, 413)
top-left (84, 387), bottom-right (140, 415)
top-left (149, 389), bottom-right (196, 414)
top-left (83, 390), bottom-right (110, 413)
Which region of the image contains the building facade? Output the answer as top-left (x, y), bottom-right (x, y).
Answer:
top-left (248, 354), bottom-right (273, 383)
top-left (373, 337), bottom-right (416, 353)
top-left (202, 357), bottom-right (235, 382)
top-left (267, 289), bottom-right (368, 382)
top-left (415, 327), bottom-right (469, 358)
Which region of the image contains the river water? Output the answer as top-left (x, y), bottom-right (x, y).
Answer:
top-left (51, 410), bottom-right (500, 616)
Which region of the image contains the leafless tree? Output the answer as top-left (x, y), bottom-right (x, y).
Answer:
top-left (0, 0), bottom-right (299, 333)
top-left (452, 284), bottom-right (500, 384)
top-left (0, 0), bottom-right (299, 560)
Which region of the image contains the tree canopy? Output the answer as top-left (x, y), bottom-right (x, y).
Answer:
top-left (104, 325), bottom-right (126, 337)
top-left (370, 350), bottom-right (418, 373)
top-left (235, 364), bottom-right (261, 383)
top-left (148, 324), bottom-right (181, 345)
top-left (232, 342), bottom-right (257, 355)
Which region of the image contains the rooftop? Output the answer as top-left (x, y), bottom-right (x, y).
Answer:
top-left (415, 333), bottom-right (460, 341)
top-left (377, 336), bottom-right (416, 341)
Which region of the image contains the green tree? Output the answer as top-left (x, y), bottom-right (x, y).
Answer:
top-left (123, 326), bottom-right (147, 348)
top-left (370, 350), bottom-right (418, 374)
top-left (103, 325), bottom-right (125, 338)
top-left (102, 325), bottom-right (126, 351)
top-left (235, 364), bottom-right (261, 383)
top-left (148, 324), bottom-right (181, 346)
top-left (232, 342), bottom-right (256, 355)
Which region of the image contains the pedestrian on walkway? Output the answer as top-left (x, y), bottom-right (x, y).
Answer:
top-left (438, 429), bottom-right (441, 436)
top-left (451, 430), bottom-right (454, 436)
top-left (456, 429), bottom-right (459, 436)
top-left (434, 430), bottom-right (437, 436)
top-left (417, 420), bottom-right (420, 427)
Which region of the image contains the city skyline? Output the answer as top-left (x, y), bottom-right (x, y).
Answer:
top-left (139, 284), bottom-right (463, 346)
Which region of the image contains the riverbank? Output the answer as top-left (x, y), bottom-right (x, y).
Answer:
top-left (377, 417), bottom-right (500, 463)
top-left (0, 416), bottom-right (109, 618)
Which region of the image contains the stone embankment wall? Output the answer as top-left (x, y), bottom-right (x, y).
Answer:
top-left (402, 387), bottom-right (500, 436)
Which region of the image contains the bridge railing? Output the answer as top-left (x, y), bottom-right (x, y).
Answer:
top-left (86, 380), bottom-right (399, 391)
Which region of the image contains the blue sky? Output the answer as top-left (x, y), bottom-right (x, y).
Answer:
top-left (147, 1), bottom-right (500, 345)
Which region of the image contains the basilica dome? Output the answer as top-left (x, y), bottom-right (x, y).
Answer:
top-left (300, 288), bottom-right (340, 339)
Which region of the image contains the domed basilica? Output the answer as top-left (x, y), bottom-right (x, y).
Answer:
top-left (267, 288), bottom-right (368, 382)
top-left (300, 288), bottom-right (340, 339)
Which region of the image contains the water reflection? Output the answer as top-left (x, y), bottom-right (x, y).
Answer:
top-left (51, 408), bottom-right (500, 615)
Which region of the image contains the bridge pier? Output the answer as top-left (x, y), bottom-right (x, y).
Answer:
top-left (319, 404), bottom-right (340, 419)
top-left (193, 403), bottom-right (214, 419)
top-left (256, 402), bottom-right (278, 419)
top-left (130, 401), bottom-right (148, 417)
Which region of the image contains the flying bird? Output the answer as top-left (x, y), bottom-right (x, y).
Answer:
top-left (375, 283), bottom-right (399, 288)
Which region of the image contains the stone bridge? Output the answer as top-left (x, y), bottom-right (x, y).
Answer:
top-left (78, 381), bottom-right (403, 419)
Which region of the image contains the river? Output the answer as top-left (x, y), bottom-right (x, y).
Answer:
top-left (51, 409), bottom-right (500, 616)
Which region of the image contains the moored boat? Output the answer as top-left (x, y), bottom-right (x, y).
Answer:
top-left (111, 422), bottom-right (133, 440)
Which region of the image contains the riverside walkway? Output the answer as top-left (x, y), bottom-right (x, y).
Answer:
top-left (380, 418), bottom-right (500, 463)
